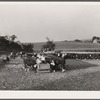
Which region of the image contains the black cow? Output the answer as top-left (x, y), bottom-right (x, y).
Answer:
top-left (19, 52), bottom-right (26, 58)
top-left (23, 56), bottom-right (37, 72)
top-left (9, 52), bottom-right (16, 59)
top-left (3, 56), bottom-right (10, 63)
top-left (45, 54), bottom-right (66, 72)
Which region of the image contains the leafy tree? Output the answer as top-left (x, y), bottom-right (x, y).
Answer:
top-left (10, 35), bottom-right (17, 42)
top-left (22, 43), bottom-right (34, 52)
top-left (64, 40), bottom-right (67, 42)
top-left (16, 41), bottom-right (24, 49)
top-left (4, 35), bottom-right (9, 40)
top-left (0, 34), bottom-right (34, 52)
top-left (0, 35), bottom-right (22, 52)
top-left (42, 37), bottom-right (55, 51)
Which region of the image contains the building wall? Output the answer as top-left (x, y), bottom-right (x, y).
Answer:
top-left (93, 39), bottom-right (98, 43)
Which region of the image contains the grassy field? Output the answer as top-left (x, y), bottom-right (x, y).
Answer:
top-left (34, 41), bottom-right (100, 51)
top-left (0, 41), bottom-right (100, 90)
top-left (0, 57), bottom-right (100, 90)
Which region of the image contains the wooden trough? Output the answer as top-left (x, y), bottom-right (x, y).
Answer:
top-left (38, 63), bottom-right (50, 72)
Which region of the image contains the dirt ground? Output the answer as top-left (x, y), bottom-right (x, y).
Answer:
top-left (0, 57), bottom-right (100, 90)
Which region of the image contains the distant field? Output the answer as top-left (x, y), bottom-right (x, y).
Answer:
top-left (33, 41), bottom-right (100, 52)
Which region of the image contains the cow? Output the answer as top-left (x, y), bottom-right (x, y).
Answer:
top-left (54, 57), bottom-right (66, 72)
top-left (45, 54), bottom-right (66, 72)
top-left (49, 59), bottom-right (56, 72)
top-left (22, 54), bottom-right (42, 72)
top-left (19, 52), bottom-right (26, 58)
top-left (3, 56), bottom-right (10, 63)
top-left (23, 56), bottom-right (37, 72)
top-left (9, 52), bottom-right (16, 59)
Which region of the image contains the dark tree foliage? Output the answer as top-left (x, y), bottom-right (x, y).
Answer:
top-left (74, 39), bottom-right (82, 42)
top-left (64, 40), bottom-right (67, 42)
top-left (42, 39), bottom-right (55, 51)
top-left (0, 36), bottom-right (22, 52)
top-left (0, 35), bottom-right (34, 52)
top-left (22, 43), bottom-right (34, 52)
top-left (10, 35), bottom-right (17, 42)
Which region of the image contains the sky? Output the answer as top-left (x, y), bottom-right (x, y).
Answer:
top-left (0, 2), bottom-right (100, 42)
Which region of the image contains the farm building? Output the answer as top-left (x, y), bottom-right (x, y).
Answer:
top-left (92, 36), bottom-right (100, 43)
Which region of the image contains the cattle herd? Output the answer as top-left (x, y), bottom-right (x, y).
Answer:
top-left (1, 51), bottom-right (66, 73)
top-left (1, 51), bottom-right (100, 73)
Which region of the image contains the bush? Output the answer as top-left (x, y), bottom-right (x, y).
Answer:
top-left (42, 40), bottom-right (55, 51)
top-left (0, 35), bottom-right (34, 53)
top-left (22, 43), bottom-right (34, 52)
top-left (74, 39), bottom-right (82, 42)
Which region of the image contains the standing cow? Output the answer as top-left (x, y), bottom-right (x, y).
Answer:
top-left (23, 55), bottom-right (42, 72)
top-left (23, 56), bottom-right (37, 72)
top-left (9, 52), bottom-right (16, 59)
top-left (3, 56), bottom-right (10, 63)
top-left (45, 55), bottom-right (66, 72)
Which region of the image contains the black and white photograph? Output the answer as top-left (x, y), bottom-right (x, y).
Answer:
top-left (1, 2), bottom-right (100, 95)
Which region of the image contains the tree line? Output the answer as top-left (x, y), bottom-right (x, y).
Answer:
top-left (0, 35), bottom-right (56, 53)
top-left (0, 35), bottom-right (34, 53)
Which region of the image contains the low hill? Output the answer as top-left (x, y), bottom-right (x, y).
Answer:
top-left (33, 41), bottom-right (100, 52)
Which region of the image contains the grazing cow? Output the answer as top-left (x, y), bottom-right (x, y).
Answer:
top-left (23, 56), bottom-right (37, 72)
top-left (54, 57), bottom-right (66, 72)
top-left (57, 53), bottom-right (62, 57)
top-left (49, 60), bottom-right (56, 72)
top-left (3, 56), bottom-right (10, 63)
top-left (33, 53), bottom-right (37, 58)
top-left (36, 57), bottom-right (42, 71)
top-left (19, 52), bottom-right (26, 58)
top-left (39, 54), bottom-right (46, 63)
top-left (15, 52), bottom-right (20, 58)
top-left (44, 57), bottom-right (56, 72)
top-left (9, 52), bottom-right (16, 59)
top-left (45, 54), bottom-right (66, 72)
